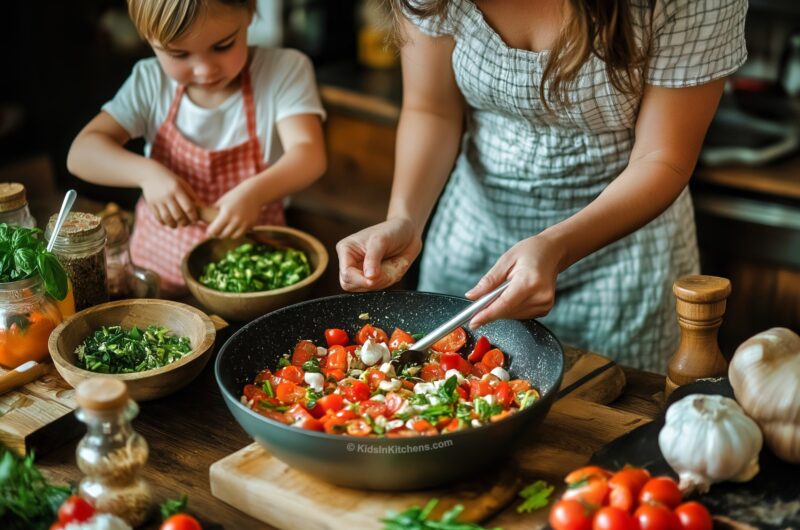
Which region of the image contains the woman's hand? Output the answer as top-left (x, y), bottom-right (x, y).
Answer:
top-left (141, 165), bottom-right (198, 228)
top-left (336, 217), bottom-right (422, 291)
top-left (207, 180), bottom-right (263, 238)
top-left (465, 234), bottom-right (566, 329)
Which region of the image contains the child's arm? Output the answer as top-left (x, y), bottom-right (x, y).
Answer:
top-left (206, 113), bottom-right (326, 238)
top-left (67, 112), bottom-right (198, 227)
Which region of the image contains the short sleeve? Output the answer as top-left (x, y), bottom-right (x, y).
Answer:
top-left (101, 58), bottom-right (162, 140)
top-left (401, 0), bottom-right (457, 37)
top-left (271, 50), bottom-right (326, 123)
top-left (646, 0), bottom-right (748, 87)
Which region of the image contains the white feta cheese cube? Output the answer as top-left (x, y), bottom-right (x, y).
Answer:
top-left (379, 362), bottom-right (396, 377)
top-left (490, 367), bottom-right (510, 381)
top-left (316, 346), bottom-right (328, 357)
top-left (378, 378), bottom-right (402, 392)
top-left (444, 369), bottom-right (465, 384)
top-left (359, 339), bottom-right (390, 366)
top-left (304, 372), bottom-right (324, 392)
top-left (414, 382), bottom-right (436, 394)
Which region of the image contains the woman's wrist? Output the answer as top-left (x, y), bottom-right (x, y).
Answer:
top-left (536, 227), bottom-right (572, 273)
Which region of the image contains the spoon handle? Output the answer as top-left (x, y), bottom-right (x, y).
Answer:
top-left (412, 280), bottom-right (510, 352)
top-left (46, 189), bottom-right (77, 252)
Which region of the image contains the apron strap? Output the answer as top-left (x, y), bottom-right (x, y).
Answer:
top-left (240, 69), bottom-right (258, 141)
top-left (166, 83), bottom-right (187, 124)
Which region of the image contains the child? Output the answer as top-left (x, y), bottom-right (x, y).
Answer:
top-left (336, 0), bottom-right (747, 372)
top-left (68, 0), bottom-right (326, 296)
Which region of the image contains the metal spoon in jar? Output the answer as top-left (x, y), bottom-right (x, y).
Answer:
top-left (391, 280), bottom-right (511, 370)
top-left (46, 189), bottom-right (77, 252)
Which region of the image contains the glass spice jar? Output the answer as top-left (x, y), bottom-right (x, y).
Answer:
top-left (75, 378), bottom-right (153, 527)
top-left (0, 182), bottom-right (36, 228)
top-left (102, 210), bottom-right (160, 300)
top-left (46, 212), bottom-right (109, 311)
top-left (0, 275), bottom-right (62, 368)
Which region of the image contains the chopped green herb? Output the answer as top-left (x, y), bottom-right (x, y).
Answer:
top-left (437, 376), bottom-right (459, 405)
top-left (382, 498), bottom-right (502, 530)
top-left (517, 390), bottom-right (539, 409)
top-left (278, 357), bottom-right (291, 368)
top-left (262, 380), bottom-right (274, 397)
top-left (473, 398), bottom-right (503, 422)
top-left (516, 480), bottom-right (554, 513)
top-left (305, 388), bottom-right (322, 409)
top-left (302, 358), bottom-right (321, 373)
top-left (258, 400), bottom-right (289, 412)
top-left (411, 333), bottom-right (424, 340)
top-left (75, 325), bottom-right (192, 374)
top-left (199, 243), bottom-right (311, 293)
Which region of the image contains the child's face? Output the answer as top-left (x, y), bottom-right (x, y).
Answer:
top-left (150, 2), bottom-right (252, 92)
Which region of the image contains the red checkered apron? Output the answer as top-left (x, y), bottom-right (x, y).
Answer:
top-left (130, 70), bottom-right (285, 297)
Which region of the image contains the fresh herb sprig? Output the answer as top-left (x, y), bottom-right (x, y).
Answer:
top-left (199, 243), bottom-right (311, 293)
top-left (0, 224), bottom-right (67, 300)
top-left (75, 325), bottom-right (192, 374)
top-left (159, 494), bottom-right (188, 520)
top-left (516, 480), bottom-right (554, 513)
top-left (382, 499), bottom-right (502, 530)
top-left (0, 446), bottom-right (72, 530)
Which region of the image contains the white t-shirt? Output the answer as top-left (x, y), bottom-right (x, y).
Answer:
top-left (102, 47), bottom-right (325, 163)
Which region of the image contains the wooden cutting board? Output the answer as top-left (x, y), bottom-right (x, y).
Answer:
top-left (209, 347), bottom-right (650, 529)
top-left (0, 362), bottom-right (81, 455)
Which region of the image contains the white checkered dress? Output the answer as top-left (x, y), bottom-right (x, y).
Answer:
top-left (409, 0), bottom-right (747, 371)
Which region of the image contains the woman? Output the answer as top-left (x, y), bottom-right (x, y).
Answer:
top-left (336, 0), bottom-right (747, 371)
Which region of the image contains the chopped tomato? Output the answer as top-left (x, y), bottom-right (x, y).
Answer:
top-left (254, 368), bottom-right (274, 384)
top-left (440, 353), bottom-right (463, 373)
top-left (471, 362), bottom-right (491, 378)
top-left (325, 345), bottom-right (348, 372)
top-left (257, 407), bottom-right (290, 423)
top-left (365, 367), bottom-right (387, 390)
top-left (243, 384), bottom-right (268, 403)
top-left (323, 368), bottom-right (346, 382)
top-left (482, 348), bottom-right (505, 369)
top-left (468, 379), bottom-right (494, 400)
top-left (409, 419), bottom-right (437, 435)
top-left (315, 393), bottom-right (345, 414)
top-left (276, 381), bottom-right (305, 403)
top-left (346, 419), bottom-right (372, 436)
top-left (292, 340), bottom-right (317, 367)
top-left (389, 328), bottom-right (415, 351)
top-left (287, 404), bottom-right (323, 431)
top-left (276, 365), bottom-right (304, 384)
top-left (468, 335), bottom-right (492, 363)
top-left (387, 428), bottom-right (419, 438)
top-left (356, 324), bottom-right (388, 344)
top-left (455, 386), bottom-right (468, 400)
top-left (324, 328), bottom-right (349, 347)
top-left (494, 381), bottom-right (513, 407)
top-left (338, 379), bottom-right (371, 402)
top-left (323, 416), bottom-right (348, 434)
top-left (442, 418), bottom-right (464, 433)
top-left (431, 326), bottom-right (467, 352)
top-left (359, 399), bottom-right (388, 419)
top-left (334, 409), bottom-right (359, 421)
top-left (420, 363), bottom-right (445, 382)
top-left (384, 393), bottom-right (405, 416)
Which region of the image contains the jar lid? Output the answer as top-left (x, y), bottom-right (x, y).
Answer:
top-left (0, 183), bottom-right (27, 212)
top-left (46, 212), bottom-right (105, 246)
top-left (76, 377), bottom-right (129, 412)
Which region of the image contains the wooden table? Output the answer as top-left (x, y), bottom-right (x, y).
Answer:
top-left (36, 319), bottom-right (666, 530)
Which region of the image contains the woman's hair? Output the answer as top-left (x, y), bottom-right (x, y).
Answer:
top-left (390, 0), bottom-right (656, 110)
top-left (128, 0), bottom-right (254, 45)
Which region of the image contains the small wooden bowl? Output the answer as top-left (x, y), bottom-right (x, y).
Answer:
top-left (181, 225), bottom-right (328, 322)
top-left (48, 299), bottom-right (217, 401)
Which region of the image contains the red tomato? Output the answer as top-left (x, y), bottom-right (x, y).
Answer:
top-left (610, 467), bottom-right (651, 494)
top-left (58, 495), bottom-right (95, 524)
top-left (440, 353), bottom-right (463, 373)
top-left (468, 335), bottom-right (491, 362)
top-left (565, 466), bottom-right (612, 484)
top-left (384, 392), bottom-right (405, 416)
top-left (323, 416), bottom-right (347, 434)
top-left (608, 485), bottom-right (635, 513)
top-left (243, 384), bottom-right (268, 403)
top-left (275, 381), bottom-right (305, 403)
top-left (482, 348), bottom-right (506, 369)
top-left (494, 381), bottom-right (513, 408)
top-left (323, 368), bottom-right (346, 382)
top-left (455, 386), bottom-right (468, 400)
top-left (346, 419), bottom-right (372, 436)
top-left (254, 368), bottom-right (273, 384)
top-left (593, 506), bottom-right (636, 530)
top-left (365, 367), bottom-right (387, 390)
top-left (508, 379), bottom-right (532, 393)
top-left (286, 404), bottom-right (324, 431)
top-left (409, 419), bottom-right (437, 435)
top-left (356, 324), bottom-right (388, 344)
top-left (674, 502), bottom-right (713, 530)
top-left (50, 523), bottom-right (65, 530)
top-left (420, 363), bottom-right (445, 382)
top-left (633, 505), bottom-right (681, 530)
top-left (562, 476), bottom-right (610, 507)
top-left (359, 399), bottom-right (388, 418)
top-left (468, 379), bottom-right (494, 400)
top-left (316, 393), bottom-right (345, 413)
top-left (325, 328), bottom-right (349, 347)
top-left (334, 409), bottom-right (359, 421)
top-left (276, 365), bottom-right (304, 384)
top-left (431, 326), bottom-right (467, 352)
top-left (339, 379), bottom-right (370, 402)
top-left (292, 340), bottom-right (317, 367)
top-left (471, 362), bottom-right (491, 378)
top-left (389, 328), bottom-right (415, 351)
top-left (639, 477), bottom-right (682, 509)
top-left (325, 345), bottom-right (348, 371)
top-left (160, 513), bottom-right (203, 530)
top-left (549, 499), bottom-right (593, 530)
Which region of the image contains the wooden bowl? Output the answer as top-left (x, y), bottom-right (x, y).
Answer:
top-left (181, 225), bottom-right (328, 322)
top-left (48, 299), bottom-right (216, 401)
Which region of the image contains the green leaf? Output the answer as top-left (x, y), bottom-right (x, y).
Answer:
top-left (159, 494), bottom-right (188, 520)
top-left (13, 248), bottom-right (36, 275)
top-left (516, 480), bottom-right (554, 513)
top-left (37, 251), bottom-right (68, 300)
top-left (381, 498), bottom-right (503, 530)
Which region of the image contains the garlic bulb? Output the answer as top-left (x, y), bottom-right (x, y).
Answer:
top-left (729, 327), bottom-right (800, 463)
top-left (658, 394), bottom-right (762, 494)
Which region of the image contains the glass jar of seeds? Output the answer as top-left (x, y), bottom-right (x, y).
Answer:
top-left (46, 212), bottom-right (109, 311)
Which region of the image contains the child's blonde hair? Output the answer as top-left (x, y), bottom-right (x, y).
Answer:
top-left (128, 0), bottom-right (254, 45)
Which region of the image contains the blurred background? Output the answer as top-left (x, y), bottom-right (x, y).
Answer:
top-left (0, 0), bottom-right (798, 357)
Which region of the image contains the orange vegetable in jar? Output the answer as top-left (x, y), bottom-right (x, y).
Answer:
top-left (0, 305), bottom-right (61, 368)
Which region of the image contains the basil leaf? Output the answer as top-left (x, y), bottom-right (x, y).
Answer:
top-left (14, 248), bottom-right (36, 275)
top-left (36, 252), bottom-right (68, 301)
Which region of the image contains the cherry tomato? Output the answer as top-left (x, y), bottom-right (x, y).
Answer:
top-left (315, 393), bottom-right (345, 413)
top-left (384, 393), bottom-right (405, 416)
top-left (565, 466), bottom-right (612, 485)
top-left (593, 506), bottom-right (636, 530)
top-left (609, 467), bottom-right (651, 512)
top-left (346, 419), bottom-right (372, 436)
top-left (365, 367), bottom-right (387, 390)
top-left (549, 499), bottom-right (593, 530)
top-left (482, 348), bottom-right (506, 369)
top-left (674, 502), bottom-right (713, 530)
top-left (286, 404), bottom-right (324, 431)
top-left (562, 476), bottom-right (610, 507)
top-left (339, 379), bottom-right (370, 402)
top-left (639, 477), bottom-right (682, 509)
top-left (291, 340), bottom-right (317, 367)
top-left (323, 416), bottom-right (347, 434)
top-left (160, 513), bottom-right (203, 530)
top-left (440, 353), bottom-right (463, 373)
top-left (243, 384), bottom-right (268, 403)
top-left (467, 335), bottom-right (491, 362)
top-left (275, 381), bottom-right (305, 403)
top-left (325, 345), bottom-right (348, 372)
top-left (253, 368), bottom-right (274, 384)
top-left (359, 399), bottom-right (388, 419)
top-left (324, 328), bottom-right (349, 347)
top-left (389, 328), bottom-right (415, 351)
top-left (58, 495), bottom-right (95, 524)
top-left (471, 362), bottom-right (491, 378)
top-left (633, 504), bottom-right (681, 530)
top-left (276, 365), bottom-right (304, 384)
top-left (508, 379), bottom-right (532, 393)
top-left (420, 363), bottom-right (445, 382)
top-left (409, 419), bottom-right (438, 435)
top-left (356, 324), bottom-right (388, 344)
top-left (494, 381), bottom-right (514, 407)
top-left (50, 523), bottom-right (65, 530)
top-left (431, 326), bottom-right (467, 352)
top-left (608, 485), bottom-right (635, 513)
top-left (468, 379), bottom-right (494, 400)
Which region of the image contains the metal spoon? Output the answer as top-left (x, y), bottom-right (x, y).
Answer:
top-left (46, 189), bottom-right (77, 252)
top-left (392, 280), bottom-right (510, 370)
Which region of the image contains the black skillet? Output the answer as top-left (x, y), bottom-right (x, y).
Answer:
top-left (215, 290), bottom-right (565, 491)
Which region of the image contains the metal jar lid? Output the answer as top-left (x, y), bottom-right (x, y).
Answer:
top-left (0, 183), bottom-right (27, 212)
top-left (46, 212), bottom-right (107, 253)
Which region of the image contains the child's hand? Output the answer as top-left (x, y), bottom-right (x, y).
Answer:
top-left (141, 166), bottom-right (198, 228)
top-left (206, 181), bottom-right (262, 238)
top-left (336, 218), bottom-right (422, 291)
top-left (464, 234), bottom-right (566, 329)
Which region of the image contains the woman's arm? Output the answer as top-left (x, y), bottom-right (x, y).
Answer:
top-left (336, 18), bottom-right (465, 290)
top-left (467, 79), bottom-right (726, 327)
top-left (207, 113), bottom-right (326, 238)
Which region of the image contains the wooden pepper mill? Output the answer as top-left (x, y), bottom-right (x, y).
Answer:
top-left (665, 275), bottom-right (731, 397)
